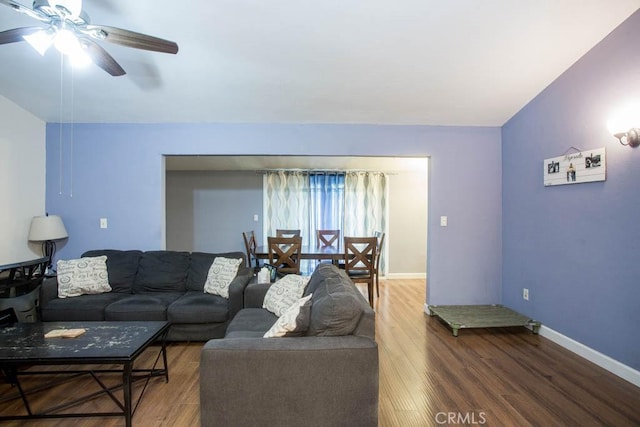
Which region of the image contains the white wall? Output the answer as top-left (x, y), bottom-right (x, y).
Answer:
top-left (387, 162), bottom-right (428, 277)
top-left (166, 170), bottom-right (264, 254)
top-left (0, 96), bottom-right (46, 264)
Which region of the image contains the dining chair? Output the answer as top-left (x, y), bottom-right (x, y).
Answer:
top-left (373, 231), bottom-right (386, 297)
top-left (268, 236), bottom-right (303, 276)
top-left (316, 229), bottom-right (341, 267)
top-left (276, 229), bottom-right (301, 238)
top-left (242, 230), bottom-right (260, 271)
top-left (343, 236), bottom-right (377, 307)
top-left (316, 229), bottom-right (340, 248)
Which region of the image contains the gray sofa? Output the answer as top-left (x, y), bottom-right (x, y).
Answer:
top-left (200, 263), bottom-right (379, 427)
top-left (40, 249), bottom-right (252, 341)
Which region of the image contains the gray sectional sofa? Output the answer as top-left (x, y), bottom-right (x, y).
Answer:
top-left (200, 263), bottom-right (379, 427)
top-left (40, 249), bottom-right (252, 341)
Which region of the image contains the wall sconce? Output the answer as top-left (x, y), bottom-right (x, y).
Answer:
top-left (607, 102), bottom-right (640, 147)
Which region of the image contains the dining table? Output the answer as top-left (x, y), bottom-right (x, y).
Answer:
top-left (254, 244), bottom-right (346, 263)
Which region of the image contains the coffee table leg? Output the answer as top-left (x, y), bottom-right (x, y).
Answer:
top-left (161, 336), bottom-right (169, 382)
top-left (123, 362), bottom-right (133, 427)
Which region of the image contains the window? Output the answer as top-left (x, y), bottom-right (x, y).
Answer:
top-left (264, 169), bottom-right (387, 249)
top-left (309, 172), bottom-right (345, 241)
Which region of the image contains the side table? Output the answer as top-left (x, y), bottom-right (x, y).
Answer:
top-left (0, 257), bottom-right (48, 322)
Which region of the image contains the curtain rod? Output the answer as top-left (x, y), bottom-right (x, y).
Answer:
top-left (255, 169), bottom-right (396, 175)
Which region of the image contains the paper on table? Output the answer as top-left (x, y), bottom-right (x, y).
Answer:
top-left (44, 328), bottom-right (86, 338)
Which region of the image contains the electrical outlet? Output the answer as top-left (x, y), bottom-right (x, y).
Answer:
top-left (100, 218), bottom-right (108, 229)
top-left (523, 288), bottom-right (529, 301)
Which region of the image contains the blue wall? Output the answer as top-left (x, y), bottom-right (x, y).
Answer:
top-left (502, 10), bottom-right (640, 369)
top-left (46, 124), bottom-right (502, 306)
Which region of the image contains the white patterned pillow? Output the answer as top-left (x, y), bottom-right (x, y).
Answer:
top-left (263, 274), bottom-right (310, 317)
top-left (264, 294), bottom-right (313, 338)
top-left (57, 256), bottom-right (111, 298)
top-left (204, 257), bottom-right (243, 298)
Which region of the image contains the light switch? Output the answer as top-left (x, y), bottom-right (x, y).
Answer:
top-left (440, 216), bottom-right (448, 227)
top-left (100, 218), bottom-right (108, 229)
top-left (253, 214), bottom-right (259, 222)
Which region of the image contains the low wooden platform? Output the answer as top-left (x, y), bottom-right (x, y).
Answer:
top-left (428, 304), bottom-right (541, 336)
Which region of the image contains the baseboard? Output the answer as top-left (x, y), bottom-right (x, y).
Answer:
top-left (422, 304), bottom-right (640, 388)
top-left (386, 272), bottom-right (427, 280)
top-left (537, 325), bottom-right (640, 388)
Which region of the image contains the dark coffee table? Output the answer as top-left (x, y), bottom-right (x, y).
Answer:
top-left (0, 321), bottom-right (169, 426)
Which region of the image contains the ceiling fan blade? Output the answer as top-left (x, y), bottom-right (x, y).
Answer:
top-left (0, 27), bottom-right (41, 45)
top-left (84, 25), bottom-right (178, 54)
top-left (80, 38), bottom-right (125, 76)
top-left (0, 0), bottom-right (50, 22)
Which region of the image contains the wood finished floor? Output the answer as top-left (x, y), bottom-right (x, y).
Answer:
top-left (1, 278), bottom-right (639, 426)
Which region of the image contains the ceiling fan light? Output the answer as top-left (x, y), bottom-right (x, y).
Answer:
top-left (23, 28), bottom-right (55, 56)
top-left (54, 28), bottom-right (80, 55)
top-left (53, 29), bottom-right (92, 67)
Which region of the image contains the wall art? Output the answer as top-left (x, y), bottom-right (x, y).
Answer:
top-left (543, 147), bottom-right (606, 186)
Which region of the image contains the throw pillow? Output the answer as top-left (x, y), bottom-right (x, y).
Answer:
top-left (263, 274), bottom-right (311, 317)
top-left (203, 257), bottom-right (243, 298)
top-left (57, 256), bottom-right (111, 298)
top-left (264, 294), bottom-right (313, 338)
top-left (306, 276), bottom-right (363, 336)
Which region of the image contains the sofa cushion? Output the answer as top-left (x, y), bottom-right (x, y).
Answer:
top-left (303, 263), bottom-right (344, 297)
top-left (56, 256), bottom-right (111, 298)
top-left (225, 308), bottom-right (278, 338)
top-left (133, 251), bottom-right (190, 293)
top-left (187, 252), bottom-right (246, 291)
top-left (307, 276), bottom-right (363, 336)
top-left (263, 274), bottom-right (310, 317)
top-left (168, 291), bottom-right (229, 324)
top-left (82, 249), bottom-right (142, 293)
top-left (186, 252), bottom-right (216, 291)
top-left (264, 294), bottom-right (313, 338)
top-left (203, 257), bottom-right (243, 298)
top-left (41, 293), bottom-right (129, 321)
top-left (104, 293), bottom-right (183, 321)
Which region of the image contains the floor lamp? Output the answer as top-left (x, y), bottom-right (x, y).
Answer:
top-left (28, 214), bottom-right (68, 275)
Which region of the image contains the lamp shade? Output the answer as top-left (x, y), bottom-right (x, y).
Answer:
top-left (28, 215), bottom-right (68, 242)
top-left (607, 101), bottom-right (640, 135)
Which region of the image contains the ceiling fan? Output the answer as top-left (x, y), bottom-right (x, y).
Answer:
top-left (0, 0), bottom-right (178, 76)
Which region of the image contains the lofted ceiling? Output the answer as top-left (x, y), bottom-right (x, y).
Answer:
top-left (0, 1), bottom-right (638, 126)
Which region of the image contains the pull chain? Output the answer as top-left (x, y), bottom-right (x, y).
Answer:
top-left (58, 53), bottom-right (64, 195)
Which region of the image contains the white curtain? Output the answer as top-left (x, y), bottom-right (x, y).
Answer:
top-left (344, 171), bottom-right (388, 274)
top-left (263, 171), bottom-right (311, 244)
top-left (343, 172), bottom-right (387, 236)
